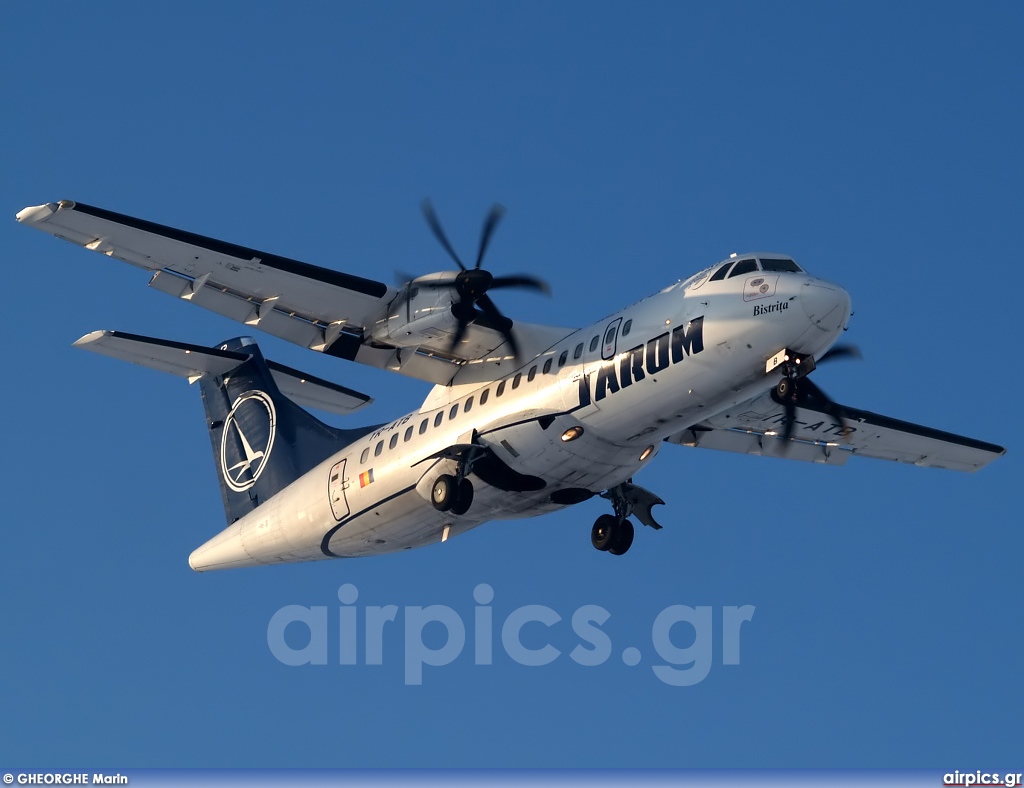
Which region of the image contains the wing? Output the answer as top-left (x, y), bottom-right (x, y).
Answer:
top-left (18, 201), bottom-right (568, 386)
top-left (665, 390), bottom-right (1004, 472)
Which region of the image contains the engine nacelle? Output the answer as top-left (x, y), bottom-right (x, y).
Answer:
top-left (370, 272), bottom-right (461, 348)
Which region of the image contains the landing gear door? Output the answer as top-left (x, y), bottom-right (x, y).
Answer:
top-left (329, 459), bottom-right (350, 521)
top-left (602, 318), bottom-right (623, 360)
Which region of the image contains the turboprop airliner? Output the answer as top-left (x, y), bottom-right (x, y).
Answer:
top-left (16, 200), bottom-right (1005, 570)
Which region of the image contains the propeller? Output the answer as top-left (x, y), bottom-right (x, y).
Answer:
top-left (412, 200), bottom-right (550, 359)
top-left (775, 344), bottom-right (862, 444)
top-left (817, 343), bottom-right (862, 364)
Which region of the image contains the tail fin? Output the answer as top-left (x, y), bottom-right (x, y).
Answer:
top-left (74, 331), bottom-right (377, 524)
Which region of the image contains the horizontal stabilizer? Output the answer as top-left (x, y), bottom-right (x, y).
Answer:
top-left (265, 359), bottom-right (372, 415)
top-left (73, 330), bottom-right (372, 415)
top-left (74, 330), bottom-right (247, 378)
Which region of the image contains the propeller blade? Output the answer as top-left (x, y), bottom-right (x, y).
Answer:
top-left (474, 204), bottom-right (506, 270)
top-left (393, 272), bottom-right (418, 322)
top-left (489, 274), bottom-right (551, 295)
top-left (447, 309), bottom-right (472, 352)
top-left (477, 293), bottom-right (519, 359)
top-left (391, 288), bottom-right (409, 319)
top-left (780, 389), bottom-right (797, 443)
top-left (800, 378), bottom-right (848, 435)
top-left (818, 343), bottom-right (862, 364)
top-left (421, 200), bottom-right (466, 271)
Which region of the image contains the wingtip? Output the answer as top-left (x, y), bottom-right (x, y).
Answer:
top-left (72, 330), bottom-right (113, 348)
top-left (16, 202), bottom-right (57, 224)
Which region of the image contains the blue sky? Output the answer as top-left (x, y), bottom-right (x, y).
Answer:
top-left (1, 1), bottom-right (1020, 769)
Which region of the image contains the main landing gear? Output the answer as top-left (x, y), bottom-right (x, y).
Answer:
top-left (431, 474), bottom-right (474, 516)
top-left (591, 481), bottom-right (666, 556)
top-left (424, 441), bottom-right (489, 517)
top-left (591, 514), bottom-right (635, 555)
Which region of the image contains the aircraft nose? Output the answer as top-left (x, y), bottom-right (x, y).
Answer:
top-left (800, 279), bottom-right (851, 334)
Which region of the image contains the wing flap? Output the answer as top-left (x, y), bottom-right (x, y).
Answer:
top-left (668, 390), bottom-right (1004, 472)
top-left (666, 426), bottom-right (851, 466)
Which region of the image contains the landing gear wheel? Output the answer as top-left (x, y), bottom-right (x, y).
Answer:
top-left (450, 478), bottom-right (474, 516)
top-left (431, 474), bottom-right (457, 512)
top-left (776, 377), bottom-right (793, 399)
top-left (608, 519), bottom-right (634, 555)
top-left (591, 514), bottom-right (619, 552)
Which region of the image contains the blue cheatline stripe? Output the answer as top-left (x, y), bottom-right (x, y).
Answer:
top-left (319, 485), bottom-right (418, 557)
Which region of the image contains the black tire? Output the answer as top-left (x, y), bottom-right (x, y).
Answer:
top-left (591, 514), bottom-right (618, 551)
top-left (431, 474), bottom-right (456, 512)
top-left (450, 478), bottom-right (474, 516)
top-left (776, 377), bottom-right (792, 399)
top-left (608, 519), bottom-right (635, 555)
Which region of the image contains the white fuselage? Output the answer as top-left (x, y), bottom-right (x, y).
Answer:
top-left (189, 264), bottom-right (851, 570)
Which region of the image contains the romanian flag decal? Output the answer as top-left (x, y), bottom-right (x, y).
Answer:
top-left (359, 469), bottom-right (374, 488)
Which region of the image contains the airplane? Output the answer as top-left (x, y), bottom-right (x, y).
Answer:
top-left (16, 199), bottom-right (1005, 570)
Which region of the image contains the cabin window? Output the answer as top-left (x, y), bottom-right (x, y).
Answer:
top-left (374, 441), bottom-right (384, 457)
top-left (622, 319), bottom-right (632, 336)
top-left (528, 366), bottom-right (538, 382)
top-left (589, 336), bottom-right (599, 352)
top-left (480, 389), bottom-right (489, 405)
top-left (419, 419), bottom-right (428, 435)
top-left (543, 358), bottom-right (553, 374)
top-left (465, 396), bottom-right (474, 413)
top-left (728, 259), bottom-right (758, 278)
top-left (404, 426), bottom-right (413, 442)
top-left (574, 343), bottom-right (584, 360)
top-left (389, 434), bottom-right (398, 450)
top-left (434, 412), bottom-right (443, 428)
top-left (709, 262), bottom-right (733, 282)
top-left (449, 403), bottom-right (459, 420)
top-left (497, 381), bottom-right (506, 397)
top-left (558, 350), bottom-right (568, 367)
top-left (360, 448), bottom-right (369, 463)
top-left (512, 373), bottom-right (522, 389)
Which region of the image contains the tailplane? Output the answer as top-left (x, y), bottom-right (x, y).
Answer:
top-left (74, 331), bottom-right (377, 524)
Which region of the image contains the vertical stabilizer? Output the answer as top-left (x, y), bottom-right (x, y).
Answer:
top-left (198, 337), bottom-right (369, 524)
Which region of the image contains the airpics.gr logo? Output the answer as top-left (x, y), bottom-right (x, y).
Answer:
top-left (220, 390), bottom-right (277, 493)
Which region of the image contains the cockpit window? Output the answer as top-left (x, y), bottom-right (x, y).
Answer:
top-left (727, 259), bottom-right (758, 278)
top-left (709, 262), bottom-right (733, 282)
top-left (760, 257), bottom-right (803, 273)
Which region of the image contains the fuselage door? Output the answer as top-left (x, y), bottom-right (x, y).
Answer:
top-left (601, 318), bottom-right (623, 360)
top-left (329, 458), bottom-right (350, 521)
